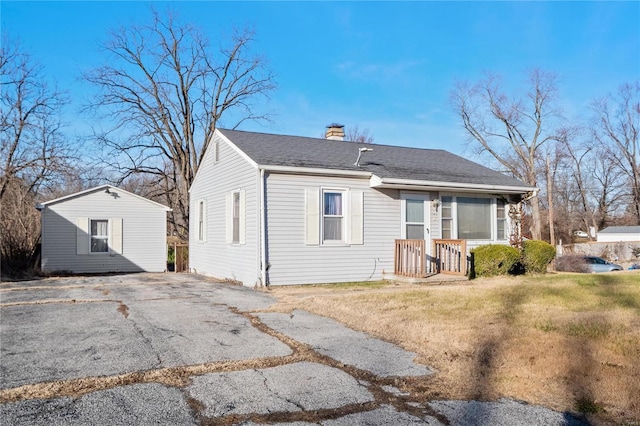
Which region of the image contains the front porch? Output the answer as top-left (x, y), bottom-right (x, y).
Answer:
top-left (394, 239), bottom-right (469, 278)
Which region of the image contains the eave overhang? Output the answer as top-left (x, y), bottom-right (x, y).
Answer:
top-left (259, 164), bottom-right (372, 178)
top-left (369, 175), bottom-right (536, 195)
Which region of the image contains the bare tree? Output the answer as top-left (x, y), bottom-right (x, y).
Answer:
top-left (0, 36), bottom-right (71, 200)
top-left (83, 9), bottom-right (276, 239)
top-left (345, 125), bottom-right (374, 144)
top-left (450, 69), bottom-right (566, 240)
top-left (591, 82), bottom-right (640, 224)
top-left (1, 36), bottom-right (74, 275)
top-left (556, 134), bottom-right (626, 235)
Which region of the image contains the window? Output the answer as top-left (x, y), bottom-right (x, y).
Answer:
top-left (233, 192), bottom-right (240, 243)
top-left (405, 199), bottom-right (425, 239)
top-left (90, 220), bottom-right (108, 253)
top-left (441, 196), bottom-right (453, 239)
top-left (212, 140), bottom-right (219, 163)
top-left (198, 200), bottom-right (205, 241)
top-left (323, 191), bottom-right (344, 241)
top-left (497, 199), bottom-right (507, 240)
top-left (305, 189), bottom-right (363, 246)
top-left (457, 197), bottom-right (491, 240)
top-left (225, 190), bottom-right (245, 244)
top-left (440, 195), bottom-right (508, 241)
top-left (77, 218), bottom-right (121, 255)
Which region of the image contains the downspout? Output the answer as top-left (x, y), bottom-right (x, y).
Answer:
top-left (259, 168), bottom-right (268, 286)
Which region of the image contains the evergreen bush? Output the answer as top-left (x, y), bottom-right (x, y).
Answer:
top-left (522, 240), bottom-right (556, 274)
top-left (471, 244), bottom-right (521, 278)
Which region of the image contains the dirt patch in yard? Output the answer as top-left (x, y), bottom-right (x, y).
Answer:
top-left (266, 274), bottom-right (640, 425)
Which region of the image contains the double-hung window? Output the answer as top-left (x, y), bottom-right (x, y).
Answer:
top-left (90, 220), bottom-right (109, 253)
top-left (496, 199), bottom-right (507, 240)
top-left (225, 190), bottom-right (245, 245)
top-left (305, 188), bottom-right (363, 246)
top-left (197, 200), bottom-right (206, 242)
top-left (323, 191), bottom-right (344, 242)
top-left (232, 191), bottom-right (241, 243)
top-left (441, 196), bottom-right (453, 239)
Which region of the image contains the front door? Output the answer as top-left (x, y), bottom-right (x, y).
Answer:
top-left (401, 193), bottom-right (432, 272)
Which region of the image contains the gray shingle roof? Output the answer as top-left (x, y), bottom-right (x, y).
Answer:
top-left (218, 128), bottom-right (532, 189)
top-left (599, 226), bottom-right (640, 234)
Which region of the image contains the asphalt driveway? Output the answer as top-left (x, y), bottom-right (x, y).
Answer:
top-left (0, 273), bottom-right (587, 425)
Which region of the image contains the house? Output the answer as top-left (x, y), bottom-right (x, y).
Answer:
top-left (596, 226), bottom-right (640, 243)
top-left (189, 125), bottom-right (536, 286)
top-left (38, 185), bottom-right (171, 273)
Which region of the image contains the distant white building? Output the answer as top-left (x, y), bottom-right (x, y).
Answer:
top-left (596, 226), bottom-right (640, 243)
top-left (38, 185), bottom-right (171, 273)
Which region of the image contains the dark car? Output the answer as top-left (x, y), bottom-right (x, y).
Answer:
top-left (583, 256), bottom-right (623, 273)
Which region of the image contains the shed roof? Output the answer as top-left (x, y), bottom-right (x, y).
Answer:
top-left (598, 226), bottom-right (640, 234)
top-left (37, 185), bottom-right (172, 211)
top-left (217, 128), bottom-right (534, 192)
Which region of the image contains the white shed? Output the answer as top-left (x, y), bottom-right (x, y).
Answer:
top-left (596, 226), bottom-right (640, 243)
top-left (38, 185), bottom-right (171, 273)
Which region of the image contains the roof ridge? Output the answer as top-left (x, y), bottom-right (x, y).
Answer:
top-left (217, 128), bottom-right (448, 153)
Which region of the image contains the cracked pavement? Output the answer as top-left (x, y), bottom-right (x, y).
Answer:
top-left (0, 273), bottom-right (588, 425)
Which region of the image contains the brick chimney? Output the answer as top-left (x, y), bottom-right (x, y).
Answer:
top-left (325, 123), bottom-right (345, 141)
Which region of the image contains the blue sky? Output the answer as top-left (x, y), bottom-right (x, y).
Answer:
top-left (2, 1), bottom-right (639, 155)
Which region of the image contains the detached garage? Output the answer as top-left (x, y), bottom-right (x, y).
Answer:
top-left (38, 185), bottom-right (171, 273)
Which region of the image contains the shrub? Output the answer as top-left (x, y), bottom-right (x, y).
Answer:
top-left (522, 240), bottom-right (556, 274)
top-left (555, 255), bottom-right (590, 273)
top-left (471, 244), bottom-right (521, 278)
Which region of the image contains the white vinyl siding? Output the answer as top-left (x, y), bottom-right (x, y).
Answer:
top-left (76, 217), bottom-right (90, 255)
top-left (267, 174), bottom-right (398, 285)
top-left (42, 190), bottom-right (167, 273)
top-left (189, 133), bottom-right (258, 286)
top-left (304, 189), bottom-right (320, 245)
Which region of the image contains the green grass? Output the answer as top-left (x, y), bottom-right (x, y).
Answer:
top-left (317, 280), bottom-right (389, 290)
top-left (535, 319), bottom-right (559, 332)
top-left (575, 397), bottom-right (605, 414)
top-left (564, 320), bottom-right (612, 338)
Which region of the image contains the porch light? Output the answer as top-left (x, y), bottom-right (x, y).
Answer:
top-left (432, 198), bottom-right (440, 211)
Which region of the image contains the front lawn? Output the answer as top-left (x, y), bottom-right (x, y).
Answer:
top-left (268, 272), bottom-right (640, 425)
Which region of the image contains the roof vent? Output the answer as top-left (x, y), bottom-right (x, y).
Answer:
top-left (354, 147), bottom-right (373, 167)
top-left (325, 123), bottom-right (345, 141)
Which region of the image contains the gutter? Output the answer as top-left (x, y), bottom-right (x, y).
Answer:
top-left (259, 164), bottom-right (372, 178)
top-left (370, 176), bottom-right (536, 194)
top-left (521, 188), bottom-right (540, 202)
